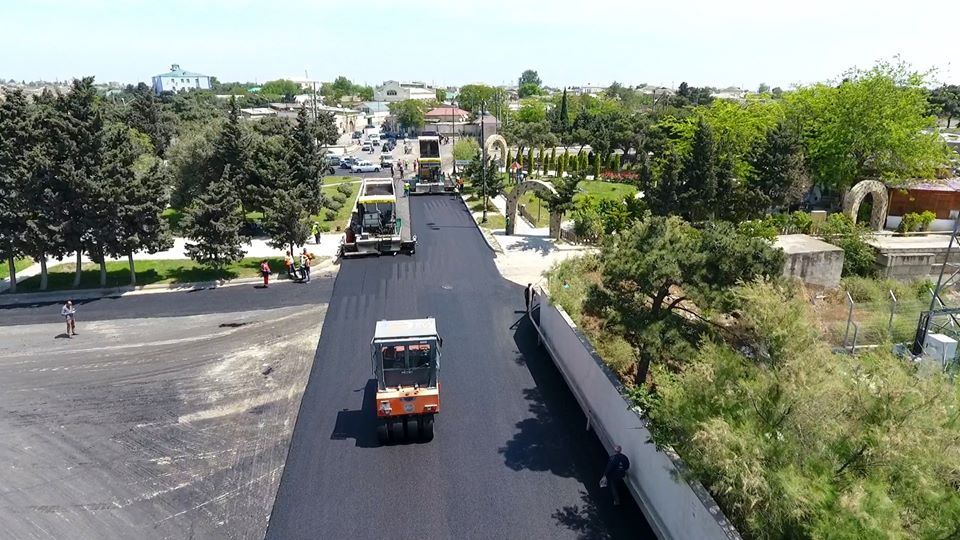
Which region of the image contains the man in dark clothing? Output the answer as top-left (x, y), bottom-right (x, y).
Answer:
top-left (524, 283), bottom-right (534, 314)
top-left (602, 445), bottom-right (630, 505)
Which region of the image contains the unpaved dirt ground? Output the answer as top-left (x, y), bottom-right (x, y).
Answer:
top-left (0, 295), bottom-right (329, 539)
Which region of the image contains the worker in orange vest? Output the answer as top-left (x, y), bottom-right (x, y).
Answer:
top-left (260, 260), bottom-right (272, 288)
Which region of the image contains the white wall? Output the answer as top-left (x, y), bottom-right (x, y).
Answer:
top-left (534, 298), bottom-right (741, 540)
top-left (153, 75), bottom-right (211, 94)
top-left (886, 215), bottom-right (956, 232)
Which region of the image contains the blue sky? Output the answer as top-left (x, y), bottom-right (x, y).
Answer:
top-left (3, 0), bottom-right (957, 89)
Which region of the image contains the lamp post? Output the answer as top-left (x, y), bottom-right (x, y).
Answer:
top-left (480, 99), bottom-right (487, 223)
top-left (451, 99), bottom-right (457, 177)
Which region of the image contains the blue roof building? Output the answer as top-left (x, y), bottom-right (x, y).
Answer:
top-left (151, 64), bottom-right (213, 95)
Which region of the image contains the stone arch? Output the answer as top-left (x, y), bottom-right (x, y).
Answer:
top-left (484, 134), bottom-right (508, 166)
top-left (842, 180), bottom-right (888, 231)
top-left (505, 180), bottom-right (563, 239)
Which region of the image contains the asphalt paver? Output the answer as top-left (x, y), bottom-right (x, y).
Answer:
top-left (266, 194), bottom-right (652, 539)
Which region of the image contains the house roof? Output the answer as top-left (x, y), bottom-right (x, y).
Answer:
top-left (887, 178), bottom-right (960, 192)
top-left (426, 107), bottom-right (468, 117)
top-left (155, 64), bottom-right (208, 78)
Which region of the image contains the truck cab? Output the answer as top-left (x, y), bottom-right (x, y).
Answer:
top-left (370, 318), bottom-right (441, 443)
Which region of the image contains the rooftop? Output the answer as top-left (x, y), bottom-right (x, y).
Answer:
top-left (155, 63), bottom-right (208, 78)
top-left (425, 106), bottom-right (469, 117)
top-left (886, 178), bottom-right (960, 192)
top-left (374, 318), bottom-right (438, 341)
top-left (774, 234), bottom-right (843, 255)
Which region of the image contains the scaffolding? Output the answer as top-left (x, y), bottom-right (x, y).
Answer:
top-left (911, 213), bottom-right (960, 361)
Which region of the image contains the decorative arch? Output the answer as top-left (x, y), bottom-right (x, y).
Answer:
top-left (842, 180), bottom-right (888, 231)
top-left (484, 134), bottom-right (508, 166)
top-left (505, 180), bottom-right (563, 239)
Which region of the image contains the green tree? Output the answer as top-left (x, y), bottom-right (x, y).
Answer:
top-left (525, 148), bottom-right (534, 175)
top-left (515, 100), bottom-right (547, 123)
top-left (453, 138), bottom-right (480, 161)
top-left (549, 147), bottom-right (557, 173)
top-left (518, 69), bottom-right (542, 88)
top-left (929, 84), bottom-right (960, 128)
top-left (645, 152), bottom-right (682, 216)
top-left (552, 87), bottom-right (569, 135)
top-left (457, 84), bottom-right (500, 113)
top-left (260, 79), bottom-right (300, 101)
top-left (182, 165), bottom-right (247, 272)
top-left (546, 173), bottom-right (582, 216)
top-left (209, 97), bottom-right (255, 211)
top-left (435, 88), bottom-right (447, 103)
top-left (785, 60), bottom-right (948, 190)
top-left (313, 110), bottom-right (339, 145)
top-left (465, 155), bottom-right (504, 221)
top-left (677, 118), bottom-right (720, 221)
top-left (537, 145), bottom-right (545, 174)
top-left (500, 118), bottom-right (558, 158)
top-left (748, 121), bottom-right (811, 211)
top-left (0, 90), bottom-right (32, 292)
top-left (389, 100), bottom-right (426, 132)
top-left (127, 84), bottom-right (175, 157)
top-left (518, 83), bottom-right (541, 98)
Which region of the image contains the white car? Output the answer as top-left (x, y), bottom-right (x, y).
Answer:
top-left (380, 153), bottom-right (395, 166)
top-left (360, 142), bottom-right (373, 152)
top-left (351, 160), bottom-right (381, 173)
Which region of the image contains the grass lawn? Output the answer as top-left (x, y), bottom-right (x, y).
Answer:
top-left (324, 175), bottom-right (358, 185)
top-left (478, 213), bottom-right (505, 231)
top-left (162, 208), bottom-right (184, 233)
top-left (10, 256), bottom-right (326, 293)
top-left (0, 258), bottom-right (34, 279)
top-left (575, 181), bottom-right (637, 202)
top-left (518, 191), bottom-right (551, 227)
top-left (314, 182), bottom-right (360, 232)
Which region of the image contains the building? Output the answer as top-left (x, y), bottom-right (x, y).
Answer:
top-left (374, 80), bottom-right (436, 102)
top-left (268, 101), bottom-right (363, 135)
top-left (424, 106), bottom-right (469, 124)
top-left (886, 179), bottom-right (960, 231)
top-left (151, 64), bottom-right (212, 95)
top-left (239, 107), bottom-right (277, 120)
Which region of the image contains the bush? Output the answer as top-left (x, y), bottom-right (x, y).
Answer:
top-left (897, 210), bottom-right (937, 233)
top-left (573, 207), bottom-right (603, 243)
top-left (336, 183), bottom-right (353, 196)
top-left (323, 198), bottom-right (343, 212)
top-left (323, 209), bottom-right (337, 221)
top-left (331, 192), bottom-right (348, 204)
top-left (817, 213), bottom-right (876, 277)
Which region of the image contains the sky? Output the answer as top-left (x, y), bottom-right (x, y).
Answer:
top-left (3, 0), bottom-right (957, 90)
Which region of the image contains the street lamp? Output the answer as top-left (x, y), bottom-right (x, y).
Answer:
top-left (480, 99), bottom-right (487, 223)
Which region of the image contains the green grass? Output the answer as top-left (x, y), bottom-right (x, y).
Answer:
top-left (324, 175), bottom-right (358, 185)
top-left (10, 256), bottom-right (328, 293)
top-left (478, 213), bottom-right (505, 231)
top-left (314, 182), bottom-right (361, 232)
top-left (0, 258), bottom-right (34, 279)
top-left (575, 181), bottom-right (637, 202)
top-left (518, 191), bottom-right (551, 227)
top-left (162, 208), bottom-right (184, 233)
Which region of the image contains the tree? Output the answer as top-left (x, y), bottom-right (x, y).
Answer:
top-left (645, 152), bottom-right (682, 216)
top-left (182, 165), bottom-right (247, 272)
top-left (435, 88), bottom-right (447, 103)
top-left (546, 173), bottom-right (582, 215)
top-left (465, 155), bottom-right (504, 221)
top-left (552, 87), bottom-right (569, 135)
top-left (260, 79), bottom-right (300, 101)
top-left (515, 100), bottom-right (547, 123)
top-left (929, 84), bottom-right (960, 128)
top-left (526, 148), bottom-right (534, 175)
top-left (785, 60), bottom-right (948, 190)
top-left (518, 83), bottom-right (541, 98)
top-left (748, 121), bottom-right (810, 211)
top-left (549, 147), bottom-right (557, 174)
top-left (127, 85), bottom-right (175, 157)
top-left (518, 69), bottom-right (542, 88)
top-left (500, 118), bottom-right (558, 160)
top-left (208, 97), bottom-right (255, 212)
top-left (453, 138), bottom-right (480, 162)
top-left (0, 90), bottom-right (32, 292)
top-left (389, 99), bottom-right (426, 132)
top-left (758, 82), bottom-right (770, 94)
top-left (457, 84), bottom-right (500, 113)
top-left (600, 215), bottom-right (782, 384)
top-left (537, 145), bottom-right (545, 174)
top-left (677, 118), bottom-right (720, 222)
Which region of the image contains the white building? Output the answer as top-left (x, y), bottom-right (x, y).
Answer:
top-left (374, 80), bottom-right (436, 102)
top-left (151, 64), bottom-right (212, 95)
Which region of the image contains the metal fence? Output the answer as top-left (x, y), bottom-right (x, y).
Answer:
top-left (825, 290), bottom-right (934, 353)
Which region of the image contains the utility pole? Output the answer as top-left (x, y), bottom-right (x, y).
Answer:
top-left (480, 99), bottom-right (487, 223)
top-left (451, 100), bottom-right (457, 176)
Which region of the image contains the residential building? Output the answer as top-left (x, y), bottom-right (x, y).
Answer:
top-left (239, 107), bottom-right (277, 120)
top-left (151, 64), bottom-right (212, 95)
top-left (424, 106), bottom-right (469, 124)
top-left (374, 80), bottom-right (436, 102)
top-left (268, 101), bottom-right (362, 135)
top-left (885, 179), bottom-right (960, 231)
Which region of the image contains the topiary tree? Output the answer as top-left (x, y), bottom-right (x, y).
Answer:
top-left (526, 147), bottom-right (534, 176)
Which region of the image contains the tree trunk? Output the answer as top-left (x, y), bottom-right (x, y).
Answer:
top-left (73, 251), bottom-right (82, 288)
top-left (99, 257), bottom-right (107, 288)
top-left (650, 284), bottom-right (670, 319)
top-left (7, 255), bottom-right (16, 294)
top-left (634, 349), bottom-right (652, 387)
top-left (128, 252), bottom-right (136, 286)
top-left (948, 116), bottom-right (953, 129)
top-left (40, 257), bottom-right (48, 291)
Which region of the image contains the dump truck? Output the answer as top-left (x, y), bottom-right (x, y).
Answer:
top-left (371, 318), bottom-right (442, 443)
top-left (410, 132), bottom-right (455, 194)
top-left (340, 178), bottom-right (416, 257)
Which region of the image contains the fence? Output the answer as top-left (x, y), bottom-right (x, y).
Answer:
top-left (824, 287), bottom-right (939, 353)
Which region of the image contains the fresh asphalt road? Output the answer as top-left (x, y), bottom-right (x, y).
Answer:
top-left (266, 195), bottom-right (653, 539)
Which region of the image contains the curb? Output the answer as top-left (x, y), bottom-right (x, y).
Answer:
top-left (458, 194), bottom-right (503, 256)
top-left (0, 260), bottom-right (337, 306)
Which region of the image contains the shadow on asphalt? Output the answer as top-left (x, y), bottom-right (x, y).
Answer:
top-left (504, 312), bottom-right (654, 539)
top-left (505, 235), bottom-right (555, 256)
top-left (331, 379), bottom-right (380, 448)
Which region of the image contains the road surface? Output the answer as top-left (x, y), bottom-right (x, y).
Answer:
top-left (266, 194), bottom-right (652, 539)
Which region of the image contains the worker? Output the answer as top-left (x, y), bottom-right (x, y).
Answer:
top-left (601, 445), bottom-right (631, 506)
top-left (301, 248), bottom-right (313, 283)
top-left (260, 260), bottom-right (272, 288)
top-left (284, 251), bottom-right (295, 279)
top-left (524, 283), bottom-right (534, 314)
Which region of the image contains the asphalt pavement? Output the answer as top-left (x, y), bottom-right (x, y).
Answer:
top-left (265, 194), bottom-right (653, 539)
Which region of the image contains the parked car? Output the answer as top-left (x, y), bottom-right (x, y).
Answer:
top-left (352, 131), bottom-right (362, 139)
top-left (351, 160), bottom-right (381, 173)
top-left (339, 156), bottom-right (358, 169)
top-left (382, 141), bottom-right (395, 152)
top-left (380, 153), bottom-right (395, 166)
top-left (371, 138), bottom-right (381, 146)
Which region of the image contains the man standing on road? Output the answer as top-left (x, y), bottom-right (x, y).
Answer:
top-left (61, 300), bottom-right (77, 337)
top-left (311, 222), bottom-right (321, 245)
top-left (601, 445), bottom-right (631, 506)
top-left (284, 251), bottom-right (296, 280)
top-left (301, 248), bottom-right (313, 283)
top-left (260, 260), bottom-right (272, 288)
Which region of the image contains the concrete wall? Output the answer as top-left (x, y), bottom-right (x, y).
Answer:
top-left (534, 297), bottom-right (741, 540)
top-left (885, 215), bottom-right (957, 232)
top-left (781, 249), bottom-right (844, 288)
top-left (875, 252), bottom-right (936, 279)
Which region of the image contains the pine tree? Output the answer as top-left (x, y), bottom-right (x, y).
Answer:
top-left (526, 147), bottom-right (534, 176)
top-left (262, 107), bottom-right (319, 254)
top-left (613, 153), bottom-right (622, 173)
top-left (209, 96), bottom-right (253, 211)
top-left (647, 152), bottom-right (683, 216)
top-left (289, 106), bottom-right (325, 213)
top-left (113, 159), bottom-right (174, 286)
top-left (549, 147), bottom-right (557, 174)
top-left (678, 118), bottom-right (719, 222)
top-left (556, 88), bottom-right (569, 135)
top-left (558, 151), bottom-right (567, 177)
top-left (51, 78), bottom-right (104, 288)
top-left (128, 84), bottom-right (174, 157)
top-left (748, 121), bottom-right (810, 211)
top-left (0, 90), bottom-right (32, 292)
top-left (182, 165), bottom-right (247, 273)
top-left (593, 154), bottom-right (602, 179)
top-left (537, 145), bottom-right (545, 175)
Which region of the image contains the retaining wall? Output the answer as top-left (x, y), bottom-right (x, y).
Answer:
top-left (533, 296), bottom-right (741, 540)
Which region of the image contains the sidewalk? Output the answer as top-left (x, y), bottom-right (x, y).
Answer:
top-left (0, 234), bottom-right (344, 294)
